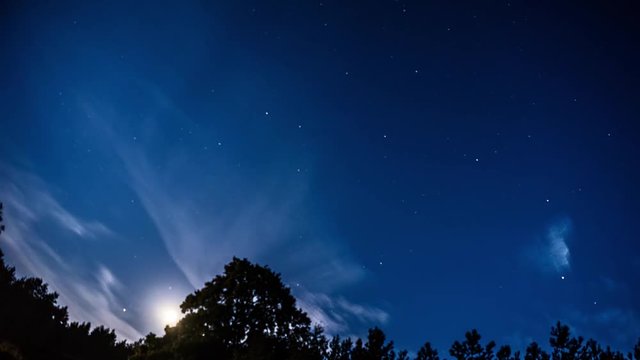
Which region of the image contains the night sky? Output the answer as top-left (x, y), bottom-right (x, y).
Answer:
top-left (1, 0), bottom-right (639, 353)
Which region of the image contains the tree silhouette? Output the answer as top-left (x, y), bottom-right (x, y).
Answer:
top-left (525, 342), bottom-right (549, 360)
top-left (134, 257), bottom-right (325, 360)
top-left (496, 345), bottom-right (520, 360)
top-left (361, 327), bottom-right (395, 360)
top-left (450, 329), bottom-right (496, 360)
top-left (417, 342), bottom-right (440, 360)
top-left (550, 322), bottom-right (583, 360)
top-left (328, 335), bottom-right (353, 360)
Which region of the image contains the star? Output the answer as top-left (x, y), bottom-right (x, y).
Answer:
top-left (561, 275), bottom-right (565, 280)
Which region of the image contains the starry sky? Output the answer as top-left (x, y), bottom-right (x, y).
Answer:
top-left (1, 0), bottom-right (639, 353)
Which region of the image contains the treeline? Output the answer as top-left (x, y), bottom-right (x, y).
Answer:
top-left (127, 258), bottom-right (640, 360)
top-left (0, 204), bottom-right (639, 360)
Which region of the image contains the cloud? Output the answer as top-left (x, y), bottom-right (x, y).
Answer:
top-left (527, 218), bottom-right (572, 274)
top-left (297, 291), bottom-right (389, 335)
top-left (0, 165), bottom-right (142, 341)
top-left (79, 86), bottom-right (386, 336)
top-left (547, 220), bottom-right (571, 272)
top-left (80, 84), bottom-right (389, 331)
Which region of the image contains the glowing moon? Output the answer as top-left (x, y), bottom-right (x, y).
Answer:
top-left (156, 304), bottom-right (181, 327)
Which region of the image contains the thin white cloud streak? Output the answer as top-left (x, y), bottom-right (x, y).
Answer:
top-left (0, 165), bottom-right (142, 341)
top-left (115, 144), bottom-right (300, 289)
top-left (297, 291), bottom-right (389, 335)
top-left (82, 97), bottom-right (304, 289)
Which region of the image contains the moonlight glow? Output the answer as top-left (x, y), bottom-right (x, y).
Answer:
top-left (155, 303), bottom-right (182, 327)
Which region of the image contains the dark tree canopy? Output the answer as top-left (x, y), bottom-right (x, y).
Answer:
top-left (450, 329), bottom-right (496, 360)
top-left (132, 257), bottom-right (326, 360)
top-left (348, 327), bottom-right (396, 360)
top-left (417, 342), bottom-right (440, 360)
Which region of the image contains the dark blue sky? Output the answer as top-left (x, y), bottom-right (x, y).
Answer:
top-left (1, 0), bottom-right (639, 353)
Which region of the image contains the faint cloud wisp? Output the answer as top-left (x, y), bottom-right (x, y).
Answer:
top-left (527, 218), bottom-right (572, 274)
top-left (80, 87), bottom-right (388, 337)
top-left (547, 219), bottom-right (571, 273)
top-left (0, 165), bottom-right (142, 341)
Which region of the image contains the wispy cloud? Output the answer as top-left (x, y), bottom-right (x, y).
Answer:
top-left (297, 291), bottom-right (389, 335)
top-left (0, 165), bottom-right (142, 340)
top-left (526, 218), bottom-right (572, 274)
top-left (547, 220), bottom-right (571, 272)
top-left (79, 86), bottom-right (387, 336)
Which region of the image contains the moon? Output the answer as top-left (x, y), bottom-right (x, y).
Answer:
top-left (155, 303), bottom-right (181, 327)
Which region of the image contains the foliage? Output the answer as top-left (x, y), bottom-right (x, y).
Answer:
top-left (131, 257), bottom-right (326, 360)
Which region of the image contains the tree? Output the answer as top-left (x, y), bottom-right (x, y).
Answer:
top-left (328, 335), bottom-right (353, 360)
top-left (137, 257), bottom-right (324, 360)
top-left (417, 342), bottom-right (439, 360)
top-left (450, 329), bottom-right (496, 360)
top-left (352, 338), bottom-right (367, 360)
top-left (363, 327), bottom-right (395, 360)
top-left (525, 342), bottom-right (549, 360)
top-left (497, 345), bottom-right (520, 360)
top-left (550, 322), bottom-right (583, 360)
top-left (396, 349), bottom-right (409, 360)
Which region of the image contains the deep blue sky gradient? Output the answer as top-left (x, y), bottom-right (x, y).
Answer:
top-left (1, 0), bottom-right (639, 353)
